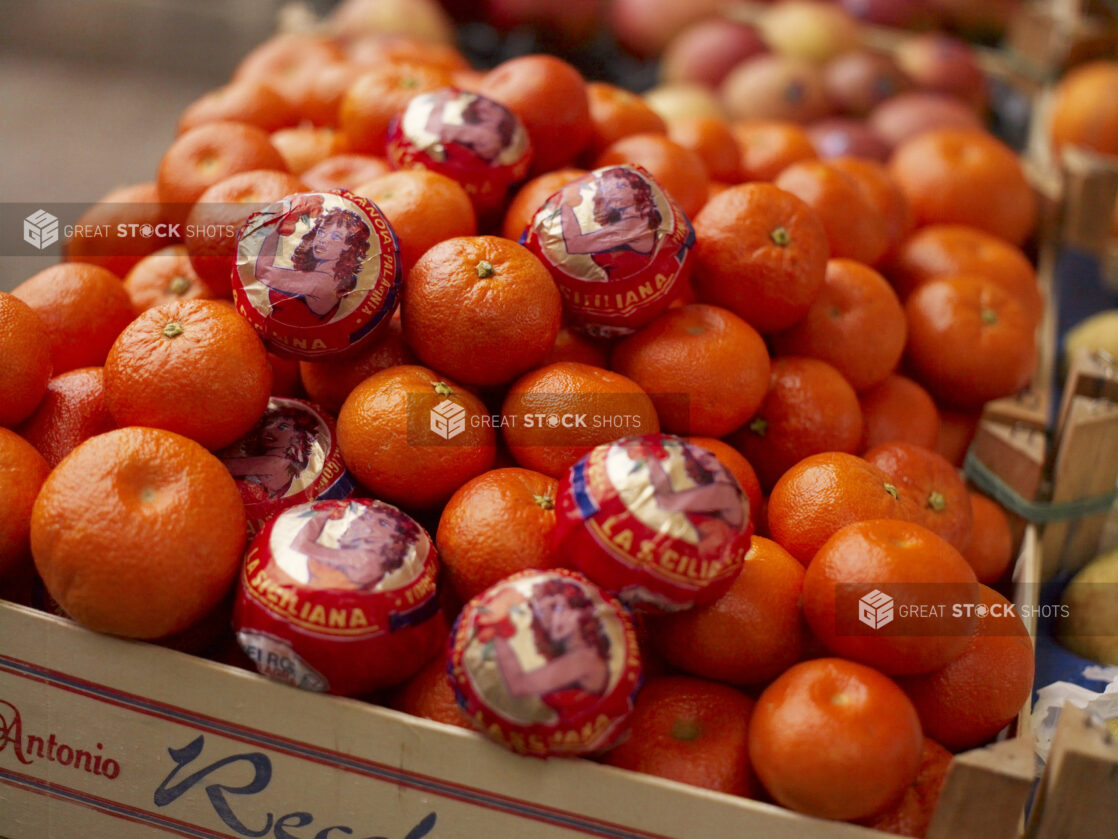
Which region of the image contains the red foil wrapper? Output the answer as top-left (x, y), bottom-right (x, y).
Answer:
top-left (520, 165), bottom-right (694, 338)
top-left (386, 87), bottom-right (532, 220)
top-left (232, 189), bottom-right (401, 360)
top-left (217, 397), bottom-right (355, 537)
top-left (448, 569), bottom-right (641, 758)
top-left (554, 434), bottom-right (752, 613)
top-left (233, 498), bottom-right (444, 697)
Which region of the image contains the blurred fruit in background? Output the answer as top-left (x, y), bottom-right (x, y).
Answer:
top-left (1058, 547), bottom-right (1118, 666)
top-left (1048, 60), bottom-right (1118, 159)
top-left (659, 17), bottom-right (767, 88)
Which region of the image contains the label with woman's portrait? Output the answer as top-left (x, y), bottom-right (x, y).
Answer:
top-left (237, 499), bottom-right (439, 637)
top-left (386, 88), bottom-right (533, 219)
top-left (448, 569), bottom-right (641, 757)
top-left (523, 165), bottom-right (695, 337)
top-left (556, 434), bottom-right (753, 613)
top-left (232, 499), bottom-right (445, 697)
top-left (390, 88), bottom-right (531, 170)
top-left (233, 189), bottom-right (401, 360)
top-left (218, 397), bottom-right (354, 537)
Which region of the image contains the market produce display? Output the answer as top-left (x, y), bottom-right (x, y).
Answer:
top-left (10, 0), bottom-right (1115, 835)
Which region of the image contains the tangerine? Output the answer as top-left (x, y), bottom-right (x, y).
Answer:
top-left (402, 236), bottom-right (562, 386)
top-left (104, 299), bottom-right (272, 450)
top-left (0, 429), bottom-right (51, 579)
top-left (501, 362), bottom-right (659, 479)
top-left (336, 365), bottom-right (497, 509)
top-left (728, 356), bottom-right (862, 492)
top-left (648, 536), bottom-right (807, 685)
top-left (30, 427), bottom-right (247, 639)
top-left (0, 292), bottom-right (52, 428)
top-left (12, 263), bottom-right (135, 375)
top-left (802, 518), bottom-right (979, 674)
top-left (691, 182), bottom-right (829, 334)
top-left (749, 657), bottom-right (923, 820)
top-left (611, 304), bottom-right (770, 437)
top-left (436, 467), bottom-right (561, 603)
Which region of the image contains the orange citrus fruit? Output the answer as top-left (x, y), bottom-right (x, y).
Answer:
top-left (0, 292), bottom-right (53, 428)
top-left (31, 426), bottom-right (246, 639)
top-left (15, 367), bottom-right (115, 468)
top-left (104, 299), bottom-right (272, 450)
top-left (336, 365), bottom-right (497, 509)
top-left (728, 356), bottom-right (863, 491)
top-left (749, 657), bottom-right (923, 820)
top-left (770, 258), bottom-right (906, 392)
top-left (12, 263), bottom-right (135, 376)
top-left (402, 236), bottom-right (562, 386)
top-left (766, 451), bottom-right (923, 565)
top-left (648, 536), bottom-right (807, 685)
top-left (436, 467), bottom-right (561, 603)
top-left (898, 585), bottom-right (1034, 751)
top-left (0, 428), bottom-right (51, 579)
top-left (500, 362), bottom-right (660, 478)
top-left (600, 675), bottom-right (758, 798)
top-left (692, 182), bottom-right (829, 334)
top-left (802, 518), bottom-right (979, 675)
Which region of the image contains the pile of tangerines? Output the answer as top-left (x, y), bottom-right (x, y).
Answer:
top-left (0, 21), bottom-right (1044, 837)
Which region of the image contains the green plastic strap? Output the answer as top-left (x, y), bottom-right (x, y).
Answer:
top-left (963, 451), bottom-right (1118, 523)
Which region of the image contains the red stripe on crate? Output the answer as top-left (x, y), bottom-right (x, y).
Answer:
top-left (0, 767), bottom-right (236, 838)
top-left (0, 654), bottom-right (673, 839)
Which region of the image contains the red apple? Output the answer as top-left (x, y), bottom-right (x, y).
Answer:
top-left (895, 33), bottom-right (988, 111)
top-left (823, 49), bottom-right (911, 116)
top-left (868, 91), bottom-right (985, 149)
top-left (609, 0), bottom-right (726, 58)
top-left (758, 0), bottom-right (861, 64)
top-left (720, 53), bottom-right (831, 124)
top-left (661, 17), bottom-right (768, 89)
top-left (807, 117), bottom-right (892, 161)
top-left (325, 0), bottom-right (455, 44)
top-left (484, 0), bottom-right (605, 43)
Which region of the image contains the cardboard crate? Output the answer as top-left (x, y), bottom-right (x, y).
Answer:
top-left (0, 157), bottom-right (1057, 839)
top-left (0, 10), bottom-right (1079, 834)
top-left (1024, 71), bottom-right (1118, 297)
top-left (0, 561), bottom-right (1039, 839)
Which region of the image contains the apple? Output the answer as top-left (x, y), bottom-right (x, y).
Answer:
top-left (868, 91), bottom-right (985, 149)
top-left (807, 117), bottom-right (891, 161)
top-left (758, 0), bottom-right (861, 64)
top-left (325, 0), bottom-right (455, 44)
top-left (894, 33), bottom-right (988, 111)
top-left (720, 54), bottom-right (831, 124)
top-left (660, 17), bottom-right (768, 89)
top-left (643, 83), bottom-right (727, 123)
top-left (609, 0), bottom-right (726, 59)
top-left (484, 0), bottom-right (605, 43)
top-left (822, 49), bottom-right (911, 116)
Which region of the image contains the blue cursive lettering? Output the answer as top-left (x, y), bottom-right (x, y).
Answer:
top-left (153, 736), bottom-right (437, 839)
top-left (154, 736), bottom-right (273, 836)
